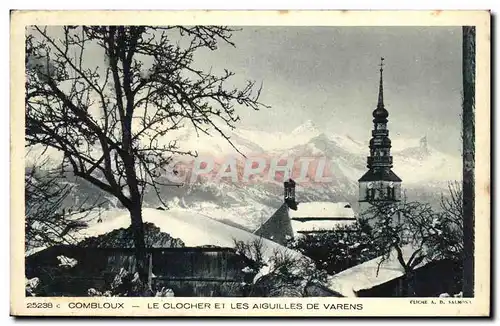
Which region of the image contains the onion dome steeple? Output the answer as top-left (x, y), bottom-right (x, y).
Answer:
top-left (358, 57), bottom-right (402, 210)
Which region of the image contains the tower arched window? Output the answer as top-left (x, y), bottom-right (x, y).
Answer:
top-left (386, 186), bottom-right (395, 200)
top-left (366, 188), bottom-right (375, 201)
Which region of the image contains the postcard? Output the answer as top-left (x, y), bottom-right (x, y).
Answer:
top-left (11, 10), bottom-right (490, 317)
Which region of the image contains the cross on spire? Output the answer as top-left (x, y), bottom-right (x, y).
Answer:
top-left (379, 57), bottom-right (385, 70)
top-left (377, 57), bottom-right (385, 108)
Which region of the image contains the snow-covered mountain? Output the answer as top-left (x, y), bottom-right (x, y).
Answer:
top-left (26, 119), bottom-right (462, 231)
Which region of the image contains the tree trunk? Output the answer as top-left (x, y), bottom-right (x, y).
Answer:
top-left (129, 203), bottom-right (150, 295)
top-left (462, 26), bottom-right (475, 298)
top-left (406, 271), bottom-right (416, 297)
top-left (400, 270), bottom-right (416, 297)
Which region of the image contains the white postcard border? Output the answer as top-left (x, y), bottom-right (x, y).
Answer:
top-left (10, 10), bottom-right (491, 317)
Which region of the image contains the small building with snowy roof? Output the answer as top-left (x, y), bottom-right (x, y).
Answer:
top-left (325, 244), bottom-right (462, 297)
top-left (290, 201), bottom-right (356, 235)
top-left (254, 179), bottom-right (358, 243)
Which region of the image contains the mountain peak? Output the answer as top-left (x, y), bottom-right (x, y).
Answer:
top-left (291, 119), bottom-right (320, 135)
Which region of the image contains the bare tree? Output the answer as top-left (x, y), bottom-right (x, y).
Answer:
top-left (25, 160), bottom-right (71, 250)
top-left (462, 25), bottom-right (475, 298)
top-left (234, 238), bottom-right (326, 297)
top-left (364, 182), bottom-right (464, 297)
top-left (287, 219), bottom-right (379, 275)
top-left (365, 200), bottom-right (437, 296)
top-left (25, 26), bottom-right (267, 290)
top-left (427, 182), bottom-right (464, 261)
top-left (25, 158), bottom-right (99, 252)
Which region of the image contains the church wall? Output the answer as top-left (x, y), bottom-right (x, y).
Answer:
top-left (358, 181), bottom-right (401, 203)
top-left (358, 182), bottom-right (368, 202)
top-left (394, 183), bottom-right (402, 201)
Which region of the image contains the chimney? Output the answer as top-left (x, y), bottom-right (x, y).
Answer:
top-left (284, 178), bottom-right (298, 210)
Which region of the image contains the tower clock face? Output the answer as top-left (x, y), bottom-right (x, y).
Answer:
top-left (367, 182), bottom-right (374, 189)
top-left (389, 181), bottom-right (394, 188)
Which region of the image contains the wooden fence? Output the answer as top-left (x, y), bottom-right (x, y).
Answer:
top-left (26, 245), bottom-right (249, 297)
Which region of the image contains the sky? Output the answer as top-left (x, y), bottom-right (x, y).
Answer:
top-left (33, 26), bottom-right (464, 156)
top-left (195, 26), bottom-right (463, 155)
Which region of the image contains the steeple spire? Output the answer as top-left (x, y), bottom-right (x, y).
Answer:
top-left (377, 57), bottom-right (385, 108)
top-left (372, 57), bottom-right (389, 122)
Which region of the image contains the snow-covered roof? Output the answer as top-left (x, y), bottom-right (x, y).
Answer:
top-left (289, 202), bottom-right (355, 219)
top-left (325, 244), bottom-right (430, 297)
top-left (291, 219), bottom-right (357, 234)
top-left (52, 207), bottom-right (303, 265)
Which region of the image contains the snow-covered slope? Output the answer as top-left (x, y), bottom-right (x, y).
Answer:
top-left (27, 206), bottom-right (301, 255)
top-left (56, 207), bottom-right (302, 267)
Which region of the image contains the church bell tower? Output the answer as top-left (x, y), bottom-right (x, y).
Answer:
top-left (358, 58), bottom-right (402, 213)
